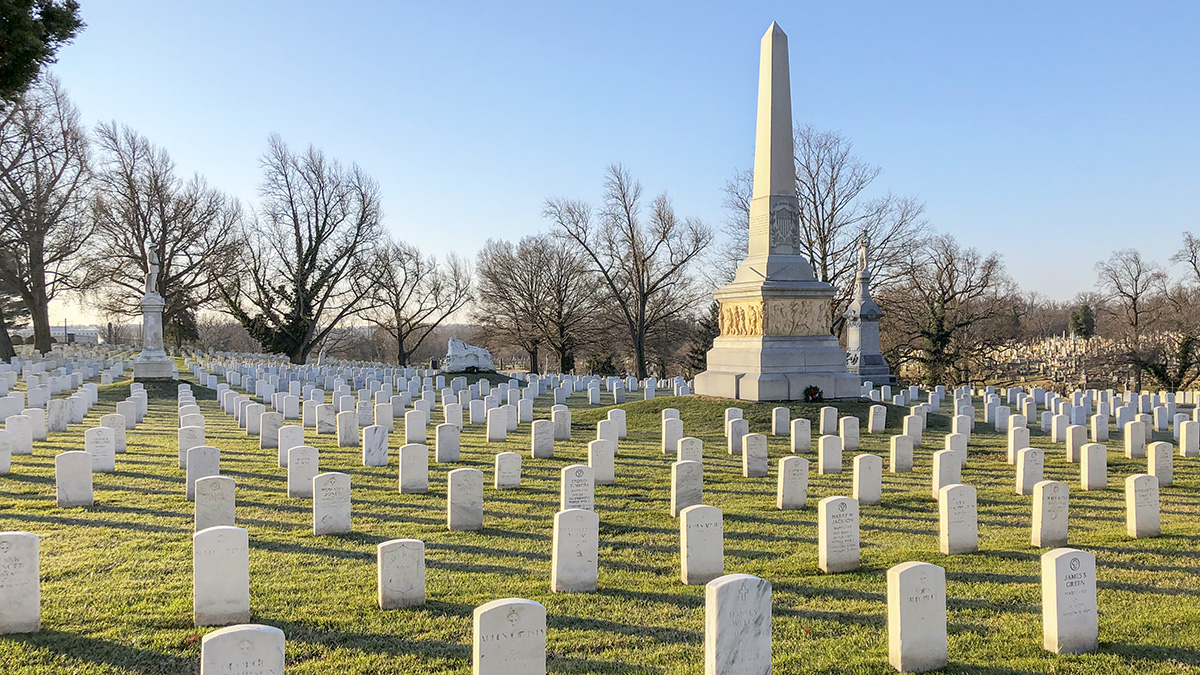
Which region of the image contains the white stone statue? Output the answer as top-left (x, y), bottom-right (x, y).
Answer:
top-left (145, 247), bottom-right (160, 296)
top-left (443, 338), bottom-right (494, 372)
top-left (133, 245), bottom-right (173, 381)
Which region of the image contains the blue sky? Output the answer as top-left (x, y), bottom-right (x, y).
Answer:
top-left (49, 1), bottom-right (1200, 320)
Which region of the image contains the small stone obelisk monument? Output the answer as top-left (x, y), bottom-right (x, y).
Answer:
top-left (694, 22), bottom-right (859, 401)
top-left (844, 231), bottom-right (896, 385)
top-left (133, 247), bottom-right (174, 381)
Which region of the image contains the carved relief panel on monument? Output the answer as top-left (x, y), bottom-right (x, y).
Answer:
top-left (769, 201), bottom-right (802, 253)
top-left (719, 302), bottom-right (764, 337)
top-left (719, 299), bottom-right (829, 337)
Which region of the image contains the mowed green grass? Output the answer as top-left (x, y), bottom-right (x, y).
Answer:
top-left (2, 370), bottom-right (1200, 674)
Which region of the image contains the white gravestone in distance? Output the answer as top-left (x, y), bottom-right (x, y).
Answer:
top-left (448, 468), bottom-right (484, 531)
top-left (777, 455), bottom-right (808, 510)
top-left (494, 452), bottom-right (522, 490)
top-left (0, 531), bottom-right (40, 633)
top-left (551, 508), bottom-right (599, 593)
top-left (1125, 474), bottom-right (1160, 538)
top-left (1032, 480), bottom-right (1069, 548)
top-left (938, 484), bottom-right (978, 555)
top-left (704, 573), bottom-right (771, 675)
top-left (194, 475), bottom-right (235, 532)
top-left (287, 446), bottom-right (319, 498)
top-left (1041, 548), bottom-right (1098, 654)
top-left (378, 538), bottom-right (425, 609)
top-left (681, 504), bottom-right (724, 585)
top-left (472, 598), bottom-right (546, 675)
top-left (200, 624), bottom-right (285, 675)
top-left (55, 451), bottom-right (93, 507)
top-left (818, 496), bottom-right (860, 573)
top-left (313, 472), bottom-right (351, 535)
top-left (887, 561), bottom-right (947, 673)
top-left (560, 465), bottom-right (594, 511)
top-left (192, 525), bottom-right (250, 627)
top-left (435, 423), bottom-right (461, 463)
top-left (671, 460), bottom-right (703, 517)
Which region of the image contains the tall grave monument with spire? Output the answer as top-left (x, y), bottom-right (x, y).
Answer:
top-left (843, 231), bottom-right (896, 385)
top-left (694, 22), bottom-right (860, 401)
top-left (132, 246), bottom-right (175, 381)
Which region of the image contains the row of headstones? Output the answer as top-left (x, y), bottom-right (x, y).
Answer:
top-left (48, 383), bottom-right (155, 506)
top-left (864, 382), bottom-right (1200, 429)
top-left (1, 372), bottom-right (138, 482)
top-left (18, 378), bottom-right (1118, 669)
top-left (0, 527), bottom-right (1101, 674)
top-left (1, 347), bottom-right (130, 398)
top-left (126, 382), bottom-right (1164, 632)
top-left (190, 350), bottom-right (691, 406)
top-left (703, 400), bottom-right (1174, 546)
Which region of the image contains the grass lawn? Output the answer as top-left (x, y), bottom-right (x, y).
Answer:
top-left (2, 367), bottom-right (1200, 674)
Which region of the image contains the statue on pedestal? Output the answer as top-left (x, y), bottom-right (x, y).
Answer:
top-left (133, 244), bottom-right (174, 381)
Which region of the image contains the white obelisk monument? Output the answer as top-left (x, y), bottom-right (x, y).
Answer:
top-left (694, 22), bottom-right (860, 401)
top-left (133, 247), bottom-right (175, 381)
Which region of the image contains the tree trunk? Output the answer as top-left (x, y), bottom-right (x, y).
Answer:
top-left (0, 303), bottom-right (15, 362)
top-left (29, 293), bottom-right (52, 354)
top-left (559, 349), bottom-right (573, 374)
top-left (397, 334), bottom-right (408, 367)
top-left (633, 339), bottom-right (647, 379)
top-left (527, 344), bottom-right (540, 374)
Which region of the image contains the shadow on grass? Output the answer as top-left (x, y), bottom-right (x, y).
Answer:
top-left (548, 656), bottom-right (664, 674)
top-left (6, 630), bottom-right (195, 675)
top-left (549, 612), bottom-right (701, 646)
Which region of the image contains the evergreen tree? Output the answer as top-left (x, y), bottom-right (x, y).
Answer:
top-left (0, 287), bottom-right (30, 361)
top-left (0, 1), bottom-right (83, 102)
top-left (686, 302), bottom-right (720, 375)
top-left (1068, 304), bottom-right (1096, 339)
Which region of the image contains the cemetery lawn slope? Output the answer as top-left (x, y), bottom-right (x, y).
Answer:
top-left (2, 375), bottom-right (1200, 673)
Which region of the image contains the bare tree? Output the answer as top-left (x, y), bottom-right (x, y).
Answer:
top-left (1094, 248), bottom-right (1167, 390)
top-left (474, 237), bottom-right (548, 372)
top-left (880, 234), bottom-right (1015, 386)
top-left (221, 135), bottom-right (382, 364)
top-left (98, 314), bottom-right (136, 347)
top-left (721, 125), bottom-right (926, 334)
top-left (474, 234), bottom-right (607, 374)
top-left (545, 164), bottom-right (712, 378)
top-left (85, 122), bottom-right (242, 348)
top-left (0, 75), bottom-right (90, 352)
top-left (359, 237), bottom-right (471, 366)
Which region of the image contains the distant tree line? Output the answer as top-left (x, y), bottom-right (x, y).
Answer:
top-left (3, 22), bottom-right (1195, 386)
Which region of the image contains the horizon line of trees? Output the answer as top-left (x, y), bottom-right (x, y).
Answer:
top-left (3, 69), bottom-right (1197, 385)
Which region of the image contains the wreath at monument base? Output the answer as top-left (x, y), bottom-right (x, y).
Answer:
top-left (803, 385), bottom-right (824, 403)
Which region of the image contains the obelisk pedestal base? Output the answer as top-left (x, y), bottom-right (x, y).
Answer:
top-left (695, 335), bottom-right (862, 401)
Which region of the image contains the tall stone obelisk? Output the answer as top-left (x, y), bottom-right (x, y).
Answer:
top-left (133, 247), bottom-right (175, 381)
top-left (694, 22), bottom-right (860, 401)
top-left (843, 231), bottom-right (895, 385)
